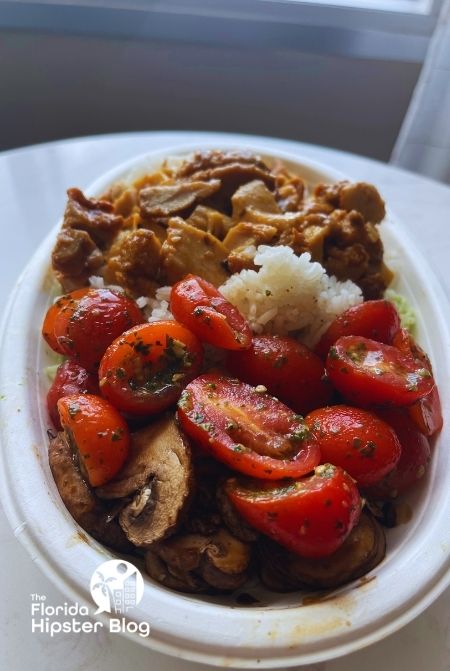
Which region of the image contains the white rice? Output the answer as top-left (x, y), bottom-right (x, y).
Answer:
top-left (219, 245), bottom-right (363, 347)
top-left (145, 286), bottom-right (174, 322)
top-left (88, 245), bottom-right (362, 346)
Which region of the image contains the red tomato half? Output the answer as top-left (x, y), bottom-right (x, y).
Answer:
top-left (47, 360), bottom-right (99, 430)
top-left (58, 394), bottom-right (130, 487)
top-left (99, 321), bottom-right (203, 416)
top-left (365, 409), bottom-right (431, 500)
top-left (177, 373), bottom-right (321, 479)
top-left (225, 464), bottom-right (362, 558)
top-left (306, 405), bottom-right (401, 487)
top-left (393, 329), bottom-right (442, 436)
top-left (226, 335), bottom-right (332, 415)
top-left (326, 336), bottom-right (435, 407)
top-left (315, 300), bottom-right (401, 360)
top-left (170, 274), bottom-right (252, 350)
top-left (408, 387), bottom-right (443, 437)
top-left (42, 288), bottom-right (90, 354)
top-left (64, 288), bottom-right (144, 371)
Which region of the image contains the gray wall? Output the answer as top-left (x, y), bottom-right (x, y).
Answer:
top-left (0, 30), bottom-right (420, 160)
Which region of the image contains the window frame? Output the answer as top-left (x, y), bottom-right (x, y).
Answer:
top-left (0, 0), bottom-right (444, 64)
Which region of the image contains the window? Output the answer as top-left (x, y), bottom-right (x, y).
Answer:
top-left (0, 0), bottom-right (444, 64)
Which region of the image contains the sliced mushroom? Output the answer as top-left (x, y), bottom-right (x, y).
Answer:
top-left (48, 432), bottom-right (133, 553)
top-left (258, 511), bottom-right (386, 592)
top-left (139, 179), bottom-right (221, 219)
top-left (183, 457), bottom-right (227, 536)
top-left (145, 535), bottom-right (209, 592)
top-left (216, 485), bottom-right (259, 543)
top-left (145, 528), bottom-right (252, 593)
top-left (200, 529), bottom-right (252, 591)
top-left (96, 416), bottom-right (193, 548)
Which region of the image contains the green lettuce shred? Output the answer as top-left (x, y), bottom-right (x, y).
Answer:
top-left (385, 289), bottom-right (416, 334)
top-left (44, 354), bottom-right (65, 382)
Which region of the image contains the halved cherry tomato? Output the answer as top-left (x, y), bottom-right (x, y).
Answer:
top-left (47, 360), bottom-right (99, 430)
top-left (364, 409), bottom-right (431, 500)
top-left (392, 329), bottom-right (442, 436)
top-left (306, 405), bottom-right (401, 487)
top-left (99, 321), bottom-right (203, 416)
top-left (63, 288), bottom-right (144, 371)
top-left (170, 274), bottom-right (252, 350)
top-left (315, 300), bottom-right (401, 360)
top-left (225, 464), bottom-right (362, 558)
top-left (58, 393), bottom-right (130, 487)
top-left (392, 328), bottom-right (431, 369)
top-left (226, 335), bottom-right (332, 415)
top-left (42, 288), bottom-right (90, 354)
top-left (326, 336), bottom-right (435, 407)
top-left (408, 387), bottom-right (443, 437)
top-left (177, 373), bottom-right (320, 479)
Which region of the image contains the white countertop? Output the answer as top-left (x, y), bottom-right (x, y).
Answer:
top-left (1, 131), bottom-right (449, 671)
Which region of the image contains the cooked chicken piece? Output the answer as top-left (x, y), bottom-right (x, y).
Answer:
top-left (187, 205), bottom-right (233, 240)
top-left (322, 210), bottom-right (389, 297)
top-left (224, 222), bottom-right (279, 273)
top-left (112, 187), bottom-right (139, 217)
top-left (137, 218), bottom-right (167, 244)
top-left (272, 160), bottom-right (306, 212)
top-left (52, 188), bottom-right (124, 290)
top-left (145, 528), bottom-right (252, 593)
top-left (161, 217), bottom-right (229, 286)
top-left (177, 150), bottom-right (271, 179)
top-left (359, 264), bottom-right (394, 300)
top-left (175, 151), bottom-right (276, 213)
top-left (314, 181), bottom-right (386, 224)
top-left (139, 179), bottom-right (221, 219)
top-left (243, 207), bottom-right (306, 232)
top-left (258, 511), bottom-right (386, 592)
top-left (278, 212), bottom-right (330, 262)
top-left (62, 188), bottom-right (124, 247)
top-left (326, 243), bottom-right (370, 283)
top-left (103, 228), bottom-right (161, 296)
top-left (224, 222), bottom-right (279, 252)
top-left (52, 228), bottom-right (104, 292)
top-left (339, 182), bottom-right (386, 224)
top-left (231, 180), bottom-right (280, 222)
top-left (48, 432), bottom-right (132, 553)
top-left (97, 416), bottom-right (193, 549)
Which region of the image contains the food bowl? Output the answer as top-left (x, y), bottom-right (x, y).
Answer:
top-left (1, 141), bottom-right (449, 668)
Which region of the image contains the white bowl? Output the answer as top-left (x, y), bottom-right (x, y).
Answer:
top-left (1, 141), bottom-right (449, 668)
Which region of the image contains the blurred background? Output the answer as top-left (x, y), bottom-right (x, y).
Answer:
top-left (1, 0), bottom-right (449, 181)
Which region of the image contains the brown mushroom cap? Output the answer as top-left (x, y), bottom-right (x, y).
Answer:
top-left (48, 432), bottom-right (133, 553)
top-left (216, 485), bottom-right (259, 543)
top-left (145, 528), bottom-right (252, 593)
top-left (96, 415), bottom-right (193, 549)
top-left (258, 511), bottom-right (386, 592)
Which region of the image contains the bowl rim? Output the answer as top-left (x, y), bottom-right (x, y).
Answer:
top-left (1, 140), bottom-right (450, 668)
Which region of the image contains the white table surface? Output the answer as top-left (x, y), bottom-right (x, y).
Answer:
top-left (1, 131), bottom-right (449, 671)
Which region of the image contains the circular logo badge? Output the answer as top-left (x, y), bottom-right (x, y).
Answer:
top-left (90, 560), bottom-right (144, 615)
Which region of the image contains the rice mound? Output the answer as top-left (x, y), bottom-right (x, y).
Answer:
top-left (219, 245), bottom-right (363, 347)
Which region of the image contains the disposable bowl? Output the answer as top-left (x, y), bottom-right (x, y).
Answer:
top-left (1, 141), bottom-right (449, 667)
